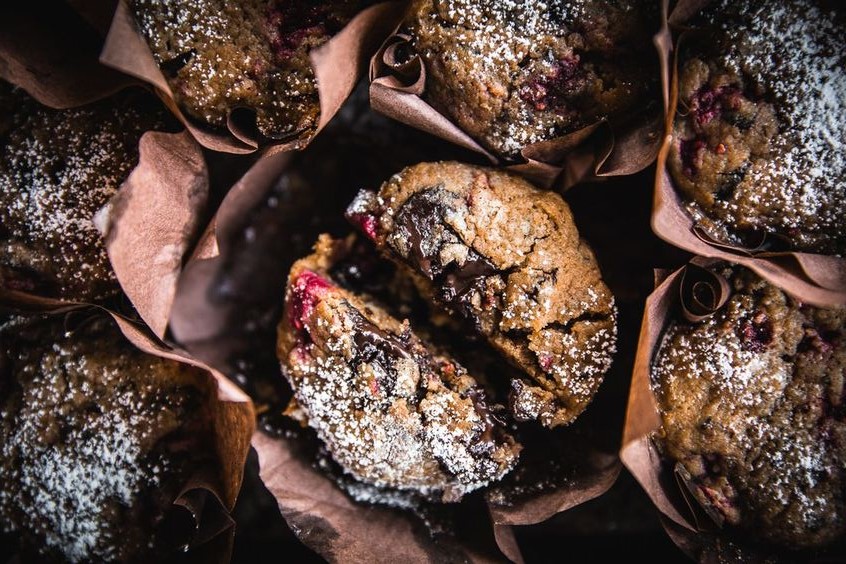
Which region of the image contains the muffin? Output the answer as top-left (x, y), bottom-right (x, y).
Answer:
top-left (277, 235), bottom-right (521, 502)
top-left (666, 0), bottom-right (846, 254)
top-left (0, 82), bottom-right (174, 301)
top-left (403, 0), bottom-right (658, 158)
top-left (652, 265), bottom-right (846, 548)
top-left (348, 162), bottom-right (617, 427)
top-left (130, 0), bottom-right (377, 141)
top-left (0, 315), bottom-right (217, 562)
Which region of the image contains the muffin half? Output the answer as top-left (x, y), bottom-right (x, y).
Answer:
top-left (277, 235), bottom-right (521, 502)
top-left (348, 162), bottom-right (617, 427)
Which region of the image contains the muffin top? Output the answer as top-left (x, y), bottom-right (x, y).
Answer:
top-left (667, 0), bottom-right (846, 254)
top-left (130, 0), bottom-right (375, 141)
top-left (348, 162), bottom-right (617, 427)
top-left (0, 83), bottom-right (173, 301)
top-left (404, 0), bottom-right (657, 158)
top-left (0, 316), bottom-right (214, 562)
top-left (652, 266), bottom-right (846, 548)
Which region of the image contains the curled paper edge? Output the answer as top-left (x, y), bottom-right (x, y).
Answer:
top-left (101, 130), bottom-right (210, 339)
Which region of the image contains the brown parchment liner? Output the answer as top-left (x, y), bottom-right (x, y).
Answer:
top-left (167, 141), bottom-right (627, 561)
top-left (99, 0), bottom-right (407, 154)
top-left (0, 130), bottom-right (209, 344)
top-left (100, 130), bottom-right (210, 338)
top-left (621, 258), bottom-right (846, 563)
top-left (652, 0), bottom-right (846, 307)
top-left (0, 306), bottom-right (255, 562)
top-left (0, 1), bottom-right (134, 109)
top-left (368, 19), bottom-right (666, 190)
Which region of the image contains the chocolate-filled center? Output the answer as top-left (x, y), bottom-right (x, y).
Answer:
top-left (393, 188), bottom-right (497, 318)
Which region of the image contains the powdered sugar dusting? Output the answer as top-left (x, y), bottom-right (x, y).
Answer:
top-left (0, 340), bottom-right (165, 562)
top-left (423, 0), bottom-right (587, 154)
top-left (0, 88), bottom-right (163, 298)
top-left (702, 0), bottom-right (845, 246)
top-left (281, 266), bottom-right (519, 501)
top-left (437, 1), bottom-right (585, 71)
top-left (654, 319), bottom-right (789, 411)
top-left (131, 0), bottom-right (369, 138)
top-left (653, 267), bottom-right (846, 544)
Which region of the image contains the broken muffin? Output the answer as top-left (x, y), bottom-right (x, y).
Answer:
top-left (348, 162), bottom-right (617, 427)
top-left (276, 234), bottom-right (521, 502)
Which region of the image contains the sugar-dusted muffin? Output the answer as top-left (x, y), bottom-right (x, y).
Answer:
top-left (403, 0), bottom-right (658, 158)
top-left (653, 266), bottom-right (846, 548)
top-left (130, 0), bottom-right (376, 140)
top-left (0, 315), bottom-right (216, 562)
top-left (0, 82), bottom-right (173, 301)
top-left (277, 235), bottom-right (521, 502)
top-left (667, 0), bottom-right (846, 254)
top-left (348, 162), bottom-right (617, 427)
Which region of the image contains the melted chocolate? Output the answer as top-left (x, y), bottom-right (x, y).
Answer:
top-left (393, 189), bottom-right (497, 318)
top-left (394, 189), bottom-right (445, 279)
top-left (464, 387), bottom-right (506, 453)
top-left (328, 238), bottom-right (397, 296)
top-left (345, 298), bottom-right (503, 442)
top-left (348, 307), bottom-right (414, 397)
top-left (160, 50), bottom-right (196, 78)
